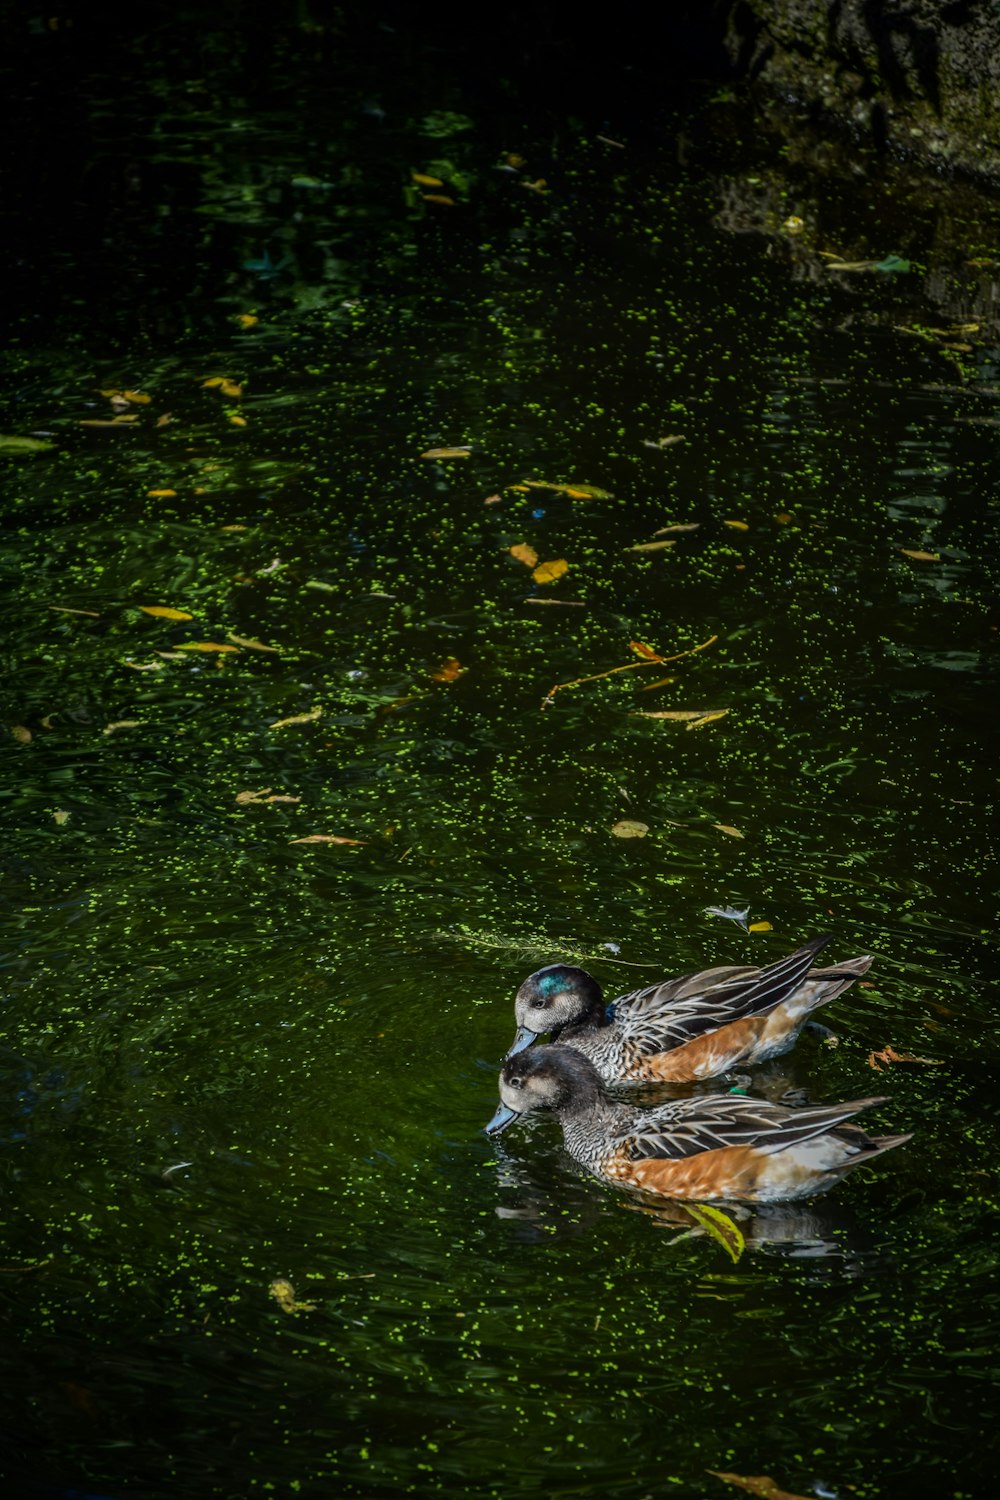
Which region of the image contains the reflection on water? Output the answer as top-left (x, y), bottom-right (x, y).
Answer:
top-left (1, 7), bottom-right (998, 1500)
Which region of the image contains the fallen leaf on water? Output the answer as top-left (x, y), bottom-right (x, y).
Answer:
top-left (48, 605), bottom-right (101, 617)
top-left (712, 823), bottom-right (744, 839)
top-left (304, 579), bottom-right (337, 592)
top-left (432, 657), bottom-right (465, 682)
top-left (228, 413), bottom-right (247, 427)
top-left (0, 434), bottom-right (56, 453)
top-left (628, 540), bottom-right (675, 552)
top-left (11, 725), bottom-right (32, 743)
top-left (236, 313), bottom-right (259, 328)
top-left (123, 659), bottom-right (166, 672)
top-left (269, 1279), bottom-right (316, 1314)
top-left (687, 710), bottom-right (729, 730)
top-left (653, 522), bottom-right (700, 535)
top-left (521, 178), bottom-right (549, 194)
top-left (629, 641), bottom-right (662, 662)
top-left (505, 153), bottom-right (526, 169)
top-left (867, 1045), bottom-right (944, 1071)
top-left (632, 709), bottom-right (717, 721)
top-left (79, 416), bottom-right (140, 428)
top-left (522, 597), bottom-right (586, 607)
top-left (708, 1472), bottom-right (812, 1500)
top-left (270, 708), bottom-right (322, 729)
top-left (289, 834), bottom-right (367, 846)
top-left (532, 558), bottom-right (568, 584)
top-left (509, 543), bottom-right (539, 568)
top-left (176, 642), bottom-right (239, 653)
top-left (236, 788), bottom-right (301, 805)
top-left (484, 493), bottom-right (502, 505)
top-left (748, 921), bottom-right (773, 933)
top-left (146, 489), bottom-right (178, 498)
top-left (53, 809), bottom-right (70, 826)
top-left (422, 193), bottom-right (456, 206)
top-left (122, 391), bottom-right (151, 405)
top-left (138, 605), bottom-right (193, 621)
top-left (219, 524), bottom-right (249, 532)
top-left (40, 716), bottom-right (57, 729)
top-left (155, 651), bottom-right (189, 661)
top-left (773, 512), bottom-right (793, 525)
top-left (420, 446), bottom-right (471, 459)
top-left (642, 435), bottom-right (685, 450)
top-left (103, 720), bottom-right (142, 735)
top-left (610, 820), bottom-right (649, 839)
top-left (684, 1204), bottom-right (744, 1263)
top-left (156, 413), bottom-right (173, 428)
top-left (900, 548), bottom-right (940, 562)
top-left (412, 172), bottom-right (445, 187)
top-left (723, 519), bottom-right (749, 532)
top-left (227, 633), bottom-right (280, 653)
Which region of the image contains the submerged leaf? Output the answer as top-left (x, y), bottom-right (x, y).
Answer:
top-left (610, 820), bottom-right (649, 839)
top-left (684, 1204), bottom-right (745, 1262)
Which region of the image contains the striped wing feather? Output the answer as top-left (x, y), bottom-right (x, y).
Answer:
top-left (619, 1093), bottom-right (888, 1163)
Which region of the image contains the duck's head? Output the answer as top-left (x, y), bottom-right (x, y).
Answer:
top-left (484, 1045), bottom-right (603, 1134)
top-left (505, 964), bottom-right (605, 1059)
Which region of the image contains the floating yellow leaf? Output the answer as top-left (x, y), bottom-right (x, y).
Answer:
top-left (270, 708), bottom-right (322, 728)
top-left (176, 641), bottom-right (240, 653)
top-left (521, 178), bottom-right (549, 194)
top-left (522, 597), bottom-right (586, 607)
top-left (900, 548), bottom-right (940, 562)
top-left (122, 390), bottom-right (151, 405)
top-left (289, 834), bottom-right (367, 846)
top-left (202, 377), bottom-right (225, 387)
top-left (422, 193), bottom-right (456, 206)
top-left (773, 512), bottom-right (793, 525)
top-left (432, 657), bottom-right (466, 682)
top-left (532, 558), bottom-right (568, 584)
top-left (509, 543), bottom-right (539, 568)
top-left (723, 519), bottom-right (749, 531)
top-left (686, 709), bottom-right (729, 730)
top-left (610, 820), bottom-right (649, 839)
top-left (146, 488), bottom-right (177, 498)
top-left (103, 720), bottom-right (142, 735)
top-left (629, 641), bottom-right (662, 662)
top-left (684, 1204), bottom-right (745, 1262)
top-left (653, 522), bottom-right (700, 535)
top-left (228, 414), bottom-right (247, 426)
top-left (227, 633), bottom-right (279, 653)
top-left (48, 605), bottom-right (100, 617)
top-left (632, 709), bottom-right (714, 721)
top-left (11, 725), bottom-right (32, 744)
top-left (412, 172), bottom-right (444, 187)
top-left (235, 788), bottom-right (301, 805)
top-left (505, 153), bottom-right (526, 169)
top-left (53, 809), bottom-right (70, 826)
top-left (79, 416), bottom-right (139, 427)
top-left (420, 446), bottom-right (471, 459)
top-left (712, 823), bottom-right (744, 839)
top-left (627, 540), bottom-right (675, 552)
top-left (138, 605), bottom-right (194, 620)
top-left (748, 921), bottom-right (773, 933)
top-left (236, 313), bottom-right (259, 328)
top-left (708, 1472), bottom-right (812, 1500)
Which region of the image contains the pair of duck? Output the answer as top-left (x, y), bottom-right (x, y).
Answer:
top-left (485, 935), bottom-right (911, 1203)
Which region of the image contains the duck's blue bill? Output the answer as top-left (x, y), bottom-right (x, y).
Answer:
top-left (484, 1101), bottom-right (519, 1134)
top-left (504, 1026), bottom-right (539, 1059)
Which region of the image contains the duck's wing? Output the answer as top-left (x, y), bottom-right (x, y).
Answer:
top-left (617, 1092), bottom-right (888, 1163)
top-left (608, 936), bottom-right (831, 1051)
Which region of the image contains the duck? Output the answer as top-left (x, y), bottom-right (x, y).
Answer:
top-left (485, 1045), bottom-right (910, 1203)
top-left (505, 934), bottom-right (872, 1084)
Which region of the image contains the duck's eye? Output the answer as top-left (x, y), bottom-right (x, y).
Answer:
top-left (508, 1075), bottom-right (524, 1089)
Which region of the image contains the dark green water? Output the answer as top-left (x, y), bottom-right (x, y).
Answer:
top-left (1, 8), bottom-right (998, 1498)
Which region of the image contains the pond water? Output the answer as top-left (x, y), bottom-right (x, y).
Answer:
top-left (1, 9), bottom-right (998, 1499)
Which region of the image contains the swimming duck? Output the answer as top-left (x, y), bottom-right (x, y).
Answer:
top-left (485, 1045), bottom-right (909, 1203)
top-left (505, 934), bottom-right (871, 1083)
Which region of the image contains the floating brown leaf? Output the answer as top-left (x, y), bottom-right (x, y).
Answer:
top-left (509, 543), bottom-right (539, 568)
top-left (686, 709), bottom-right (729, 730)
top-left (103, 720), bottom-right (142, 735)
top-left (708, 1472), bottom-right (812, 1500)
top-left (610, 820), bottom-right (649, 839)
top-left (176, 641), bottom-right (239, 653)
top-left (723, 519), bottom-right (749, 532)
top-left (867, 1044), bottom-right (943, 1071)
top-left (146, 489), bottom-right (177, 498)
top-left (653, 522), bottom-right (700, 535)
top-left (270, 708), bottom-right (322, 729)
top-left (639, 675), bottom-right (675, 691)
top-left (713, 823), bottom-right (744, 839)
top-left (227, 633), bottom-right (280, 653)
top-left (628, 540), bottom-right (675, 552)
top-left (138, 605), bottom-right (193, 621)
top-left (289, 834), bottom-right (367, 846)
top-left (432, 657), bottom-right (466, 682)
top-left (420, 446), bottom-right (471, 459)
top-left (11, 725), bottom-right (32, 744)
top-left (236, 788), bottom-right (301, 806)
top-left (522, 598), bottom-right (586, 607)
top-left (532, 558), bottom-right (568, 584)
top-left (422, 193), bottom-right (456, 206)
top-left (900, 548), bottom-right (940, 562)
top-left (632, 709), bottom-right (714, 721)
top-left (629, 641), bottom-right (663, 662)
top-left (48, 605), bottom-right (101, 618)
